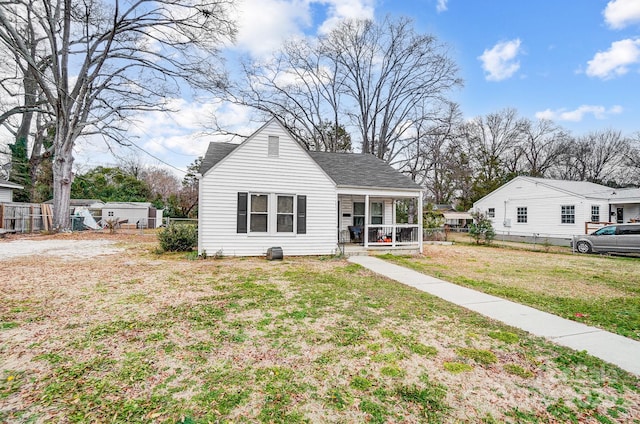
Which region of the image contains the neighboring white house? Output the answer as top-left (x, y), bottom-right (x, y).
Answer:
top-left (473, 176), bottom-right (640, 240)
top-left (101, 202), bottom-right (163, 228)
top-left (197, 118), bottom-right (423, 257)
top-left (0, 179), bottom-right (23, 203)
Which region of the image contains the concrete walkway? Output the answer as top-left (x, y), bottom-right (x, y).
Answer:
top-left (348, 255), bottom-right (640, 376)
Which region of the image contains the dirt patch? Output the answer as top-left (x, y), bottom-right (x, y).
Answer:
top-left (0, 231), bottom-right (157, 260)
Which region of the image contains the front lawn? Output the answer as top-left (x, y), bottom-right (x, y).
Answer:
top-left (1, 236), bottom-right (639, 423)
top-left (381, 243), bottom-right (640, 341)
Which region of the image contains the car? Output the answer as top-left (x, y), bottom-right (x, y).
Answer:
top-left (574, 223), bottom-right (640, 254)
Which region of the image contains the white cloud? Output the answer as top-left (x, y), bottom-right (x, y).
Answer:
top-left (232, 0), bottom-right (312, 57)
top-left (535, 105), bottom-right (623, 122)
top-left (317, 0), bottom-right (376, 34)
top-left (586, 38), bottom-right (640, 79)
top-left (604, 0), bottom-right (640, 29)
top-left (232, 0), bottom-right (376, 56)
top-left (478, 39), bottom-right (522, 81)
top-left (436, 0), bottom-right (448, 13)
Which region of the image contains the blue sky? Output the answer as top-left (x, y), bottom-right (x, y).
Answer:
top-left (74, 0), bottom-right (640, 175)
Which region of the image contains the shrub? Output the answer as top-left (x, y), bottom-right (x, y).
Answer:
top-left (469, 211), bottom-right (495, 244)
top-left (158, 224), bottom-right (197, 252)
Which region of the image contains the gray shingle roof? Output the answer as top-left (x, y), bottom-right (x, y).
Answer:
top-left (199, 143), bottom-right (240, 175)
top-left (521, 176), bottom-right (615, 198)
top-left (609, 187), bottom-right (640, 201)
top-left (200, 142), bottom-right (421, 191)
top-left (307, 152), bottom-right (421, 190)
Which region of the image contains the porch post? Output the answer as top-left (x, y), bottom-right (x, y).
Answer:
top-left (364, 194), bottom-right (370, 247)
top-left (392, 200), bottom-right (397, 247)
top-left (418, 192), bottom-right (423, 254)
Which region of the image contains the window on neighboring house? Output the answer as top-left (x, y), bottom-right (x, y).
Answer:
top-left (370, 202), bottom-right (383, 225)
top-left (591, 205), bottom-right (600, 222)
top-left (517, 207), bottom-right (527, 223)
top-left (561, 205), bottom-right (575, 224)
top-left (353, 202), bottom-right (365, 226)
top-left (487, 208), bottom-right (495, 218)
top-left (268, 136), bottom-right (279, 157)
top-left (277, 195), bottom-right (294, 232)
top-left (108, 211), bottom-right (114, 217)
top-left (250, 194), bottom-right (269, 232)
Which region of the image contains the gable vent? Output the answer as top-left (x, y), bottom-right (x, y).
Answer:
top-left (268, 136), bottom-right (279, 157)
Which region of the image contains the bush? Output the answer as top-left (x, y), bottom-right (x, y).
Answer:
top-left (158, 224), bottom-right (197, 252)
top-left (469, 211), bottom-right (495, 244)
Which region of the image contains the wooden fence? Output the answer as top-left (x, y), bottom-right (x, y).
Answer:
top-left (0, 202), bottom-right (54, 233)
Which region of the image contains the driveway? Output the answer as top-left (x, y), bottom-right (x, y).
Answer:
top-left (0, 238), bottom-right (124, 260)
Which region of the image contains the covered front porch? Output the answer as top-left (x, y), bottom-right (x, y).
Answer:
top-left (337, 190), bottom-right (423, 254)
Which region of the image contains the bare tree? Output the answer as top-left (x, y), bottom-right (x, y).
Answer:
top-left (552, 129), bottom-right (630, 184)
top-left (520, 118), bottom-right (567, 177)
top-left (626, 132), bottom-right (640, 185)
top-left (460, 108), bottom-right (527, 201)
top-left (229, 16), bottom-right (461, 160)
top-left (399, 102), bottom-right (464, 204)
top-left (323, 16), bottom-right (462, 161)
top-left (0, 0), bottom-right (235, 229)
top-left (230, 37), bottom-right (347, 151)
top-left (141, 166), bottom-right (181, 203)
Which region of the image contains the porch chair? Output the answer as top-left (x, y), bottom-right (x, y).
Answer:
top-left (348, 225), bottom-right (363, 243)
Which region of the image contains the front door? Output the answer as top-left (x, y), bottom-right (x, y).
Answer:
top-left (617, 207), bottom-right (624, 223)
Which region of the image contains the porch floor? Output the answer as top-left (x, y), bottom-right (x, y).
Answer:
top-left (341, 243), bottom-right (421, 257)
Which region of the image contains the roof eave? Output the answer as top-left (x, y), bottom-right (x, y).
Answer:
top-left (336, 184), bottom-right (422, 193)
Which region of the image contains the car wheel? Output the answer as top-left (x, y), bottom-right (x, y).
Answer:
top-left (576, 241), bottom-right (592, 254)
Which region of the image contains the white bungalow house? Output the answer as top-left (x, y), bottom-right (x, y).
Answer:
top-left (473, 176), bottom-right (640, 241)
top-left (197, 118), bottom-right (423, 257)
top-left (0, 179), bottom-right (23, 203)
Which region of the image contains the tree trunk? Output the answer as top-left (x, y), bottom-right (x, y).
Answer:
top-left (52, 146), bottom-right (74, 231)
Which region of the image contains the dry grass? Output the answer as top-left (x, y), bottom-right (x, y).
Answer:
top-left (383, 241), bottom-right (640, 340)
top-left (1, 232), bottom-right (639, 423)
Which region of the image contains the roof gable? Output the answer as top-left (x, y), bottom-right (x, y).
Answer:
top-left (199, 119), bottom-right (421, 192)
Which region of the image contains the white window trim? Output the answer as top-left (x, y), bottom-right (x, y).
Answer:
top-left (353, 202), bottom-right (365, 226)
top-left (516, 206), bottom-right (527, 224)
top-left (247, 192), bottom-right (299, 236)
top-left (561, 205), bottom-right (576, 224)
top-left (370, 201), bottom-right (384, 225)
top-left (248, 193), bottom-right (270, 234)
top-left (591, 205), bottom-right (600, 222)
top-left (276, 193), bottom-right (296, 234)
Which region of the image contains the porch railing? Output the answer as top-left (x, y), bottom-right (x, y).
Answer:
top-left (364, 224), bottom-right (420, 247)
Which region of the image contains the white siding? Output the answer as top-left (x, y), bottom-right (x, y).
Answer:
top-left (474, 178), bottom-right (609, 238)
top-left (0, 189), bottom-right (11, 202)
top-left (339, 200), bottom-right (354, 231)
top-left (102, 208), bottom-right (149, 224)
top-left (199, 120), bottom-right (337, 256)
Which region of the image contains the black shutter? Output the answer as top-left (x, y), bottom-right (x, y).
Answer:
top-left (297, 195), bottom-right (306, 234)
top-left (237, 192), bottom-right (248, 233)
